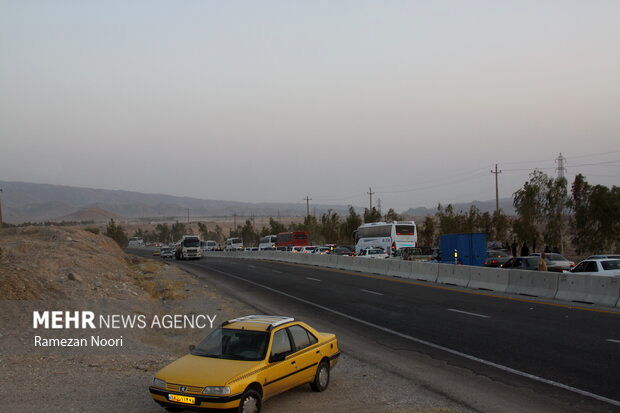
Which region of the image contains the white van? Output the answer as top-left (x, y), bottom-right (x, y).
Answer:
top-left (225, 237), bottom-right (243, 251)
top-left (200, 240), bottom-right (218, 252)
top-left (258, 235), bottom-right (278, 250)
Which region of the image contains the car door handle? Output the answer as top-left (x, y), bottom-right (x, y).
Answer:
top-left (291, 361), bottom-right (296, 365)
top-left (316, 350), bottom-right (321, 354)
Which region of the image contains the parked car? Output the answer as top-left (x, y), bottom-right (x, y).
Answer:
top-left (501, 256), bottom-right (541, 270)
top-left (530, 253), bottom-right (574, 272)
top-left (484, 250), bottom-right (512, 267)
top-left (149, 315), bottom-right (339, 412)
top-left (585, 254), bottom-right (620, 260)
top-left (357, 248), bottom-right (389, 259)
top-left (333, 246), bottom-right (355, 256)
top-left (569, 259), bottom-right (620, 277)
top-left (314, 247), bottom-right (332, 255)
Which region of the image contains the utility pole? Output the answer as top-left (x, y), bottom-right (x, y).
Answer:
top-left (0, 187), bottom-right (3, 228)
top-left (187, 208), bottom-right (190, 224)
top-left (303, 196), bottom-right (312, 217)
top-left (555, 153), bottom-right (566, 179)
top-left (490, 164), bottom-right (502, 214)
top-left (233, 213), bottom-right (237, 230)
top-left (367, 187), bottom-right (375, 210)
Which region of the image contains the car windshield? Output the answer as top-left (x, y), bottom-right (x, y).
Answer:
top-left (183, 239), bottom-right (200, 247)
top-left (368, 249), bottom-right (383, 255)
top-left (601, 260), bottom-right (620, 271)
top-left (191, 328), bottom-right (269, 361)
top-left (207, 242), bottom-right (216, 246)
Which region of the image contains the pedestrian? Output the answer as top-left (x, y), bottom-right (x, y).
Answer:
top-left (511, 240), bottom-right (518, 257)
top-left (544, 245), bottom-right (551, 253)
top-left (520, 241), bottom-right (530, 257)
top-left (538, 252), bottom-right (548, 271)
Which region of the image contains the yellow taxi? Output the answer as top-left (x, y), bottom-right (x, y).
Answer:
top-left (149, 315), bottom-right (340, 413)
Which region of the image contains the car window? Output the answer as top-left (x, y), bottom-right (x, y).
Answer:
top-left (526, 258), bottom-right (539, 267)
top-left (571, 262), bottom-right (587, 272)
top-left (270, 329), bottom-right (292, 357)
top-left (584, 261), bottom-right (598, 272)
top-left (288, 325), bottom-right (312, 351)
top-left (546, 253), bottom-right (565, 261)
top-left (601, 260), bottom-right (620, 271)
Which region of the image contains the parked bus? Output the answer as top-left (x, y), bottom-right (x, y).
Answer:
top-left (275, 231), bottom-right (309, 247)
top-left (258, 235), bottom-right (278, 250)
top-left (354, 221), bottom-right (417, 256)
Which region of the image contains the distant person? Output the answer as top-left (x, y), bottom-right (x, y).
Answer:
top-left (538, 253), bottom-right (548, 271)
top-left (520, 242), bottom-right (530, 257)
top-left (544, 245), bottom-right (551, 253)
top-left (511, 240), bottom-right (518, 257)
top-left (553, 246), bottom-right (560, 253)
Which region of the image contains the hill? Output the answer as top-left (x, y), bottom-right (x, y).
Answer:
top-left (0, 181), bottom-right (357, 223)
top-left (57, 207), bottom-right (124, 222)
top-left (402, 197), bottom-right (515, 217)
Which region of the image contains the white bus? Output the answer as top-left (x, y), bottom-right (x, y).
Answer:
top-left (354, 221), bottom-right (417, 255)
top-left (258, 235), bottom-right (278, 250)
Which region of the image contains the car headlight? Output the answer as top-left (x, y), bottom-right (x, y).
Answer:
top-left (152, 377), bottom-right (166, 388)
top-left (202, 386), bottom-right (231, 395)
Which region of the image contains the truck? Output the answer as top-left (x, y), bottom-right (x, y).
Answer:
top-left (175, 235), bottom-right (202, 260)
top-left (439, 233), bottom-right (486, 266)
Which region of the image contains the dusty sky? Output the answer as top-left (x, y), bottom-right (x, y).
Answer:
top-left (1, 0), bottom-right (619, 210)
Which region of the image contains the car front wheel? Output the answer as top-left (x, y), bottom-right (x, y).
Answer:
top-left (310, 360), bottom-right (330, 392)
top-left (237, 389), bottom-right (261, 413)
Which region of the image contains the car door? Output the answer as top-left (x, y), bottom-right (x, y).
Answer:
top-left (286, 325), bottom-right (321, 385)
top-left (262, 328), bottom-right (297, 398)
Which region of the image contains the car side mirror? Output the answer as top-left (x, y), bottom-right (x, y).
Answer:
top-left (269, 353), bottom-right (286, 363)
top-left (189, 345), bottom-right (195, 352)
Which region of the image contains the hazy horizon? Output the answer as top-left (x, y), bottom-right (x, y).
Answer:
top-left (1, 1), bottom-right (619, 210)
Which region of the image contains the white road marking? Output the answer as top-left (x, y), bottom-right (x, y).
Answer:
top-left (248, 265), bottom-right (256, 268)
top-left (203, 266), bottom-right (620, 408)
top-left (606, 339), bottom-right (620, 344)
top-left (448, 308), bottom-right (490, 319)
top-left (306, 277), bottom-right (321, 282)
top-left (360, 288), bottom-right (383, 296)
top-left (272, 270), bottom-right (282, 274)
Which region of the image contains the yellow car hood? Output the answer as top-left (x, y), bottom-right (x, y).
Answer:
top-left (157, 354), bottom-right (261, 386)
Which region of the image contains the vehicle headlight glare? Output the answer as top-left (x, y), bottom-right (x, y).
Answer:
top-left (152, 377), bottom-right (166, 388)
top-left (202, 386), bottom-right (231, 395)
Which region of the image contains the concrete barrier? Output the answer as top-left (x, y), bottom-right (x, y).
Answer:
top-left (555, 273), bottom-right (620, 306)
top-left (386, 260), bottom-right (414, 278)
top-left (468, 266), bottom-right (509, 292)
top-left (359, 258), bottom-right (391, 275)
top-left (410, 262), bottom-right (439, 282)
top-left (337, 256), bottom-right (357, 271)
top-left (437, 264), bottom-right (470, 286)
top-left (506, 270), bottom-right (558, 298)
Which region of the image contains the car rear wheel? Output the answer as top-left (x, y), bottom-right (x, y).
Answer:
top-left (237, 389), bottom-right (261, 413)
top-left (310, 360), bottom-right (330, 392)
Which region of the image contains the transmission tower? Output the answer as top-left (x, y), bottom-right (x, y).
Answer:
top-left (555, 153), bottom-right (567, 179)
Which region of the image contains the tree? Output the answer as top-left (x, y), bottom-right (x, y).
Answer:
top-left (105, 219), bottom-right (128, 248)
top-left (154, 223), bottom-right (171, 243)
top-left (171, 221), bottom-right (186, 242)
top-left (197, 222), bottom-right (209, 240)
top-left (320, 211), bottom-right (341, 243)
top-left (543, 177), bottom-right (569, 252)
top-left (513, 170), bottom-right (548, 250)
top-left (363, 207), bottom-right (382, 223)
top-left (268, 218), bottom-right (287, 235)
top-left (240, 219), bottom-right (258, 246)
top-left (340, 206), bottom-right (362, 244)
top-left (384, 208), bottom-right (402, 222)
top-left (420, 216), bottom-right (436, 247)
top-left (492, 210), bottom-right (510, 242)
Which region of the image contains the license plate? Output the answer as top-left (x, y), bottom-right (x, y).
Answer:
top-left (168, 394), bottom-right (195, 404)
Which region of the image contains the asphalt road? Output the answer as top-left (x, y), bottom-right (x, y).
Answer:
top-left (130, 251), bottom-right (620, 412)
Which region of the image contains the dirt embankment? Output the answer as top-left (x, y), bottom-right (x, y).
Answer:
top-left (0, 226), bottom-right (183, 300)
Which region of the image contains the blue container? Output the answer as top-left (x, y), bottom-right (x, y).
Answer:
top-left (439, 233), bottom-right (487, 266)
